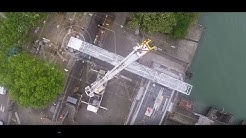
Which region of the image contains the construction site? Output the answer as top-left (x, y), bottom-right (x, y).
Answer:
top-left (5, 12), bottom-right (204, 125)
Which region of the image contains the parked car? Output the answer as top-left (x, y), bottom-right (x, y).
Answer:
top-left (0, 120), bottom-right (3, 125)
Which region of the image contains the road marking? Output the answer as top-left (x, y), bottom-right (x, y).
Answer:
top-left (7, 112), bottom-right (12, 125)
top-left (130, 81), bottom-right (151, 125)
top-left (11, 118), bottom-right (17, 122)
top-left (15, 112), bottom-right (21, 124)
top-left (0, 105), bottom-right (4, 112)
top-left (159, 90), bottom-right (175, 125)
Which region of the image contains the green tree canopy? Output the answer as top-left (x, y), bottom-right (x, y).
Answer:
top-left (129, 12), bottom-right (199, 39)
top-left (3, 53), bottom-right (65, 108)
top-left (0, 13), bottom-right (47, 53)
top-left (0, 12), bottom-right (65, 108)
top-left (171, 12), bottom-right (200, 39)
top-left (129, 12), bottom-right (177, 34)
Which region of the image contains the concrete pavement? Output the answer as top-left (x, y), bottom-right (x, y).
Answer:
top-left (125, 81), bottom-right (173, 125)
top-left (58, 12), bottom-right (142, 124)
top-left (0, 93), bottom-right (9, 124)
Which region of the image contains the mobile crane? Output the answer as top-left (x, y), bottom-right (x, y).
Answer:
top-left (85, 39), bottom-right (156, 113)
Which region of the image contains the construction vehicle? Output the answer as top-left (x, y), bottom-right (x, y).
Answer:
top-left (86, 69), bottom-right (107, 113)
top-left (85, 39), bottom-right (156, 113)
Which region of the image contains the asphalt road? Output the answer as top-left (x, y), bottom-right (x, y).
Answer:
top-left (0, 93), bottom-right (8, 123)
top-left (129, 81), bottom-right (172, 125)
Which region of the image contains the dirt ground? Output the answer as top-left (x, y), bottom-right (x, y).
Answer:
top-left (7, 12), bottom-right (93, 125)
top-left (27, 12), bottom-right (91, 69)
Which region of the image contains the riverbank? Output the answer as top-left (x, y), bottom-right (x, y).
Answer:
top-left (161, 22), bottom-right (206, 125)
top-left (135, 16), bottom-right (204, 124)
top-left (168, 14), bottom-right (244, 125)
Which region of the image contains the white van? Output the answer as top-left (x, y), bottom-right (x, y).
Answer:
top-left (0, 87), bottom-right (6, 95)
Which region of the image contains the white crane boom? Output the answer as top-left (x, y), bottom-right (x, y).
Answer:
top-left (85, 39), bottom-right (156, 98)
top-left (67, 37), bottom-right (192, 95)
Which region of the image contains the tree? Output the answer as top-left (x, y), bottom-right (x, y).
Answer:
top-left (3, 53), bottom-right (65, 108)
top-left (0, 12), bottom-right (65, 108)
top-left (129, 12), bottom-right (177, 34)
top-left (0, 12), bottom-right (47, 53)
top-left (171, 12), bottom-right (199, 39)
top-left (129, 12), bottom-right (200, 39)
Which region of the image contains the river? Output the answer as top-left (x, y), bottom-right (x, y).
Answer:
top-left (188, 12), bottom-right (246, 124)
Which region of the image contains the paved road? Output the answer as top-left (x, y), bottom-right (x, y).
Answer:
top-left (0, 93), bottom-right (8, 124)
top-left (127, 81), bottom-right (172, 125)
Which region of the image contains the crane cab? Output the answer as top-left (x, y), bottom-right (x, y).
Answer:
top-left (87, 70), bottom-right (107, 113)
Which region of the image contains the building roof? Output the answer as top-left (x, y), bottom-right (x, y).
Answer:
top-left (196, 114), bottom-right (214, 125)
top-left (194, 113), bottom-right (227, 125)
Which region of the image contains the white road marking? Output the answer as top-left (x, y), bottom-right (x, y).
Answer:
top-left (0, 105), bottom-right (4, 112)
